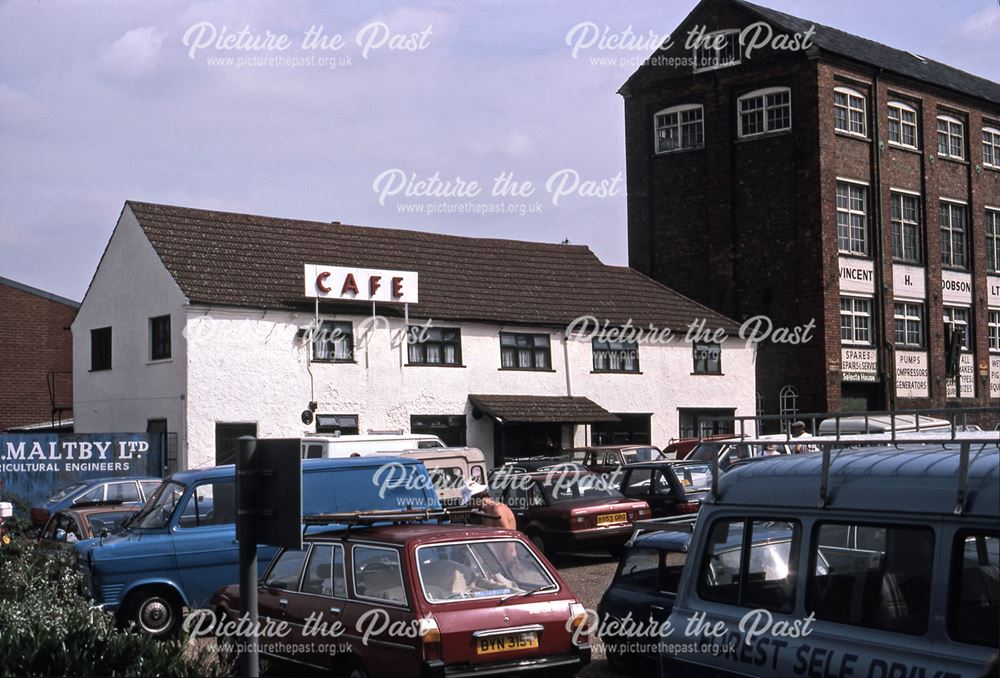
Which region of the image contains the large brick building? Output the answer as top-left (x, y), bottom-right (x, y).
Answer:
top-left (623, 0), bottom-right (1000, 422)
top-left (0, 276), bottom-right (78, 431)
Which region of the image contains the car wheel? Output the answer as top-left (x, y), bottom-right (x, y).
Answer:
top-left (124, 588), bottom-right (181, 639)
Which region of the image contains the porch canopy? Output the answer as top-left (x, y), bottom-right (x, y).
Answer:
top-left (469, 395), bottom-right (619, 424)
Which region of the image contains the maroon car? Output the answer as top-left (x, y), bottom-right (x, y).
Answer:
top-left (211, 523), bottom-right (591, 677)
top-left (492, 470), bottom-right (651, 556)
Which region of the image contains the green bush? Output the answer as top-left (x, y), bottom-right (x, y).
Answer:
top-left (0, 540), bottom-right (229, 677)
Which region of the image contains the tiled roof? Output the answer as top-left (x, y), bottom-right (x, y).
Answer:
top-left (127, 201), bottom-right (739, 332)
top-left (737, 0), bottom-right (1000, 106)
top-left (468, 395), bottom-right (620, 423)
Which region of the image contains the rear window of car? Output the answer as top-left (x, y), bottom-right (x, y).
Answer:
top-left (416, 540), bottom-right (555, 603)
top-left (621, 447), bottom-right (665, 464)
top-left (46, 482), bottom-right (88, 503)
top-left (673, 464), bottom-right (712, 492)
top-left (539, 475), bottom-right (623, 502)
top-left (354, 545), bottom-right (407, 605)
top-left (73, 485), bottom-right (104, 504)
top-left (807, 522), bottom-right (934, 636)
top-left (106, 481), bottom-right (140, 502)
top-left (301, 544), bottom-right (347, 598)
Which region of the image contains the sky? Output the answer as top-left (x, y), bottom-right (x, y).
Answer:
top-left (1, 0), bottom-right (998, 302)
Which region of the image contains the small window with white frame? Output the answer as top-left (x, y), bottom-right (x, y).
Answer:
top-left (894, 302), bottom-right (925, 348)
top-left (937, 115), bottom-right (965, 160)
top-left (987, 208), bottom-right (1000, 273)
top-left (738, 88), bottom-right (791, 138)
top-left (692, 30), bottom-right (741, 72)
top-left (984, 127), bottom-right (1000, 169)
top-left (940, 201), bottom-right (968, 269)
top-left (836, 181), bottom-right (869, 255)
top-left (654, 105), bottom-right (704, 153)
top-left (943, 307), bottom-right (971, 351)
top-left (890, 191), bottom-right (922, 263)
top-left (989, 310), bottom-right (1000, 352)
top-left (778, 385), bottom-right (798, 430)
top-left (834, 87), bottom-right (866, 137)
top-left (887, 101), bottom-right (918, 149)
top-left (840, 297), bottom-right (873, 345)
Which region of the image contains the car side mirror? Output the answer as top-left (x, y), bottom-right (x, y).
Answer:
top-left (54, 529), bottom-right (66, 542)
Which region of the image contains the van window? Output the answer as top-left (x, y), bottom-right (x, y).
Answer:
top-left (698, 518), bottom-right (799, 613)
top-left (948, 530), bottom-right (999, 646)
top-left (176, 480), bottom-right (235, 528)
top-left (619, 548), bottom-right (660, 590)
top-left (354, 546), bottom-right (406, 604)
top-left (808, 522), bottom-right (934, 636)
top-left (301, 544), bottom-right (347, 598)
top-left (265, 548), bottom-right (307, 590)
top-left (305, 444), bottom-right (324, 459)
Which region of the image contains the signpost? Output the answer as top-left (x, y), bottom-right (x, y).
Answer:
top-left (236, 437), bottom-right (302, 678)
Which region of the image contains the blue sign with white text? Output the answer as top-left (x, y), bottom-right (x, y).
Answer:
top-left (0, 433), bottom-right (163, 508)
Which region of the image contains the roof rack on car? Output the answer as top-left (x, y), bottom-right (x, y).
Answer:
top-left (694, 407), bottom-right (997, 516)
top-left (303, 507), bottom-right (451, 527)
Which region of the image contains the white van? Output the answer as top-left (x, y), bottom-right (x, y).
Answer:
top-left (817, 413), bottom-right (953, 435)
top-left (374, 447), bottom-right (488, 506)
top-left (300, 433), bottom-right (444, 459)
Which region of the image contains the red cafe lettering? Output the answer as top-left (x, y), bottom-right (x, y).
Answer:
top-left (304, 264), bottom-right (419, 303)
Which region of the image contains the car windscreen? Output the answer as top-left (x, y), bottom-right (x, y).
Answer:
top-left (417, 540), bottom-right (556, 603)
top-left (45, 482), bottom-right (88, 503)
top-left (620, 447), bottom-right (665, 464)
top-left (129, 481), bottom-right (186, 529)
top-left (538, 475), bottom-right (623, 502)
top-left (672, 464), bottom-right (712, 492)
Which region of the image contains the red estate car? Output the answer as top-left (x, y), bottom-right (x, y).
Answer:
top-left (491, 470), bottom-right (651, 556)
top-left (211, 522), bottom-right (591, 677)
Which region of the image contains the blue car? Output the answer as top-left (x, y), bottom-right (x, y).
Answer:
top-left (597, 522), bottom-right (691, 673)
top-left (74, 456), bottom-right (440, 638)
top-left (31, 476), bottom-right (162, 528)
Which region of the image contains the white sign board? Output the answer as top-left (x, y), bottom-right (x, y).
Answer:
top-left (894, 351), bottom-right (928, 398)
top-left (988, 275), bottom-right (1000, 308)
top-left (945, 354), bottom-right (976, 399)
top-left (841, 347), bottom-right (878, 382)
top-left (992, 355), bottom-right (1000, 399)
top-left (941, 270), bottom-right (973, 305)
top-left (892, 264), bottom-right (925, 300)
top-left (304, 264), bottom-right (419, 303)
top-left (839, 257), bottom-right (875, 294)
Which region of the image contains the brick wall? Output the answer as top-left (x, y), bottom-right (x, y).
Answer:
top-left (0, 283), bottom-right (76, 431)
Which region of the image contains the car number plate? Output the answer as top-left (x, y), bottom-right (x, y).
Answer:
top-left (596, 512), bottom-right (628, 525)
top-left (476, 632), bottom-right (539, 655)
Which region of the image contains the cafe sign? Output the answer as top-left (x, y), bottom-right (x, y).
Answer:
top-left (304, 264), bottom-right (419, 303)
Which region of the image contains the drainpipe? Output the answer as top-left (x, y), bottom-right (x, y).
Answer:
top-left (563, 331), bottom-right (573, 397)
top-left (871, 68), bottom-right (893, 409)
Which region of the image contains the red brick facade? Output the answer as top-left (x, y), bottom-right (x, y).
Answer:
top-left (623, 1), bottom-right (1000, 423)
top-left (0, 279), bottom-right (77, 431)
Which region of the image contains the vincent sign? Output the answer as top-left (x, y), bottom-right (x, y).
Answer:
top-left (304, 264), bottom-right (419, 303)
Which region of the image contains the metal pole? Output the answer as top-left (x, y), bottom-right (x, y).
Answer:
top-left (237, 436), bottom-right (259, 678)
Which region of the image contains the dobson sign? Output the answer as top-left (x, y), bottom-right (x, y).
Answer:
top-left (304, 264), bottom-right (419, 303)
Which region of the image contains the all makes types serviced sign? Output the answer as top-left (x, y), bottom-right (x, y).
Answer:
top-left (0, 433), bottom-right (162, 506)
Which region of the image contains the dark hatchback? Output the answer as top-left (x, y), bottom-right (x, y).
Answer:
top-left (30, 476), bottom-right (161, 528)
top-left (597, 525), bottom-right (690, 673)
top-left (38, 505), bottom-right (140, 548)
top-left (616, 461), bottom-right (713, 518)
top-left (492, 470), bottom-right (650, 556)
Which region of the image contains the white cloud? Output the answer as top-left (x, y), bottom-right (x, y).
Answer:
top-left (0, 82), bottom-right (45, 123)
top-left (99, 26), bottom-right (166, 78)
top-left (952, 7), bottom-right (1000, 44)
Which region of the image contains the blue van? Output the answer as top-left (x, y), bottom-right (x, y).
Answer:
top-left (74, 456), bottom-right (439, 638)
top-left (658, 435), bottom-right (999, 677)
